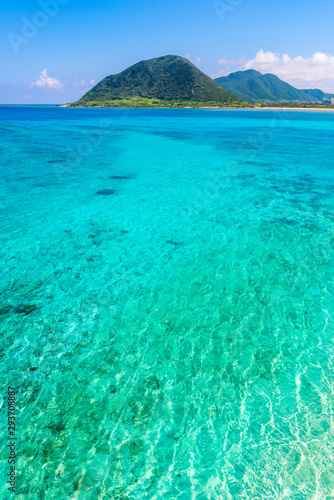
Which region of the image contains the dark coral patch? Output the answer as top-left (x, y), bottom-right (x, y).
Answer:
top-left (0, 304), bottom-right (37, 316)
top-left (0, 306), bottom-right (12, 316)
top-left (144, 376), bottom-right (160, 390)
top-left (14, 304), bottom-right (37, 315)
top-left (166, 240), bottom-right (181, 246)
top-left (96, 189), bottom-right (116, 196)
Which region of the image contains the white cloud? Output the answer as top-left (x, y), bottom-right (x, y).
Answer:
top-left (244, 50), bottom-right (334, 83)
top-left (30, 69), bottom-right (63, 90)
top-left (90, 79), bottom-right (96, 85)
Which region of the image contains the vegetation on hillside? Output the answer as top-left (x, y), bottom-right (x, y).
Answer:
top-left (69, 97), bottom-right (250, 108)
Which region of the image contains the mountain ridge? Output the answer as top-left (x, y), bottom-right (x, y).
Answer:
top-left (215, 70), bottom-right (334, 103)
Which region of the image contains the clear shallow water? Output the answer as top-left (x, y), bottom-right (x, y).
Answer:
top-left (1, 107), bottom-right (334, 499)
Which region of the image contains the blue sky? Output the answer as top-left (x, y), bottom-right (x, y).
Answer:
top-left (1, 0), bottom-right (334, 103)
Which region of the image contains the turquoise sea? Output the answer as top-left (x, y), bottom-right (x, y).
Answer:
top-left (1, 107), bottom-right (334, 499)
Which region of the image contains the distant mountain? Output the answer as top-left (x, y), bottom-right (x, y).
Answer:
top-left (215, 70), bottom-right (334, 103)
top-left (71, 55), bottom-right (241, 107)
top-left (302, 88), bottom-right (334, 103)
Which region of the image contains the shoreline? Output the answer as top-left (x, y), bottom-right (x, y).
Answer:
top-left (59, 104), bottom-right (334, 111)
top-left (254, 106), bottom-right (334, 112)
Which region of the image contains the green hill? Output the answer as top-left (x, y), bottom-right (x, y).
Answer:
top-left (302, 88), bottom-right (334, 103)
top-left (215, 70), bottom-right (334, 103)
top-left (70, 55), bottom-right (242, 107)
